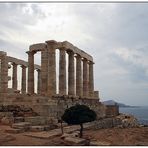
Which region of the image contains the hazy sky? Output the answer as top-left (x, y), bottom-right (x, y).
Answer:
top-left (0, 3), bottom-right (148, 106)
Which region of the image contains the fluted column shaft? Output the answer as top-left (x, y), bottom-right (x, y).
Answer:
top-left (21, 65), bottom-right (26, 94)
top-left (27, 51), bottom-right (35, 94)
top-left (59, 48), bottom-right (66, 95)
top-left (68, 51), bottom-right (75, 95)
top-left (76, 54), bottom-right (82, 96)
top-left (47, 44), bottom-right (56, 96)
top-left (83, 58), bottom-right (88, 97)
top-left (12, 62), bottom-right (17, 90)
top-left (41, 49), bottom-right (48, 95)
top-left (88, 61), bottom-right (94, 97)
top-left (0, 52), bottom-right (8, 97)
top-left (37, 69), bottom-right (41, 94)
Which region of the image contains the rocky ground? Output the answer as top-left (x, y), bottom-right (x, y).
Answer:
top-left (0, 124), bottom-right (148, 146)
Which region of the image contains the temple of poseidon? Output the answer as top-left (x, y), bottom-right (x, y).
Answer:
top-left (0, 40), bottom-right (118, 124)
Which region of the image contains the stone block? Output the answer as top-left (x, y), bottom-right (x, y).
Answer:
top-left (14, 117), bottom-right (24, 123)
top-left (64, 137), bottom-right (87, 145)
top-left (24, 116), bottom-right (47, 125)
top-left (5, 128), bottom-right (25, 134)
top-left (30, 126), bottom-right (44, 132)
top-left (11, 122), bottom-right (31, 130)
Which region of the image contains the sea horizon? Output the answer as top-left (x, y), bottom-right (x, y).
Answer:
top-left (119, 106), bottom-right (148, 125)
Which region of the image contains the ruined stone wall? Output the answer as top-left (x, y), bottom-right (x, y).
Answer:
top-left (89, 114), bottom-right (139, 130)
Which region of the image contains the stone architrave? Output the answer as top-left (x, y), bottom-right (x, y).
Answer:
top-left (12, 62), bottom-right (18, 90)
top-left (59, 48), bottom-right (66, 95)
top-left (41, 49), bottom-right (48, 95)
top-left (36, 69), bottom-right (41, 94)
top-left (27, 51), bottom-right (35, 94)
top-left (21, 65), bottom-right (26, 94)
top-left (82, 58), bottom-right (88, 97)
top-left (75, 54), bottom-right (82, 97)
top-left (46, 42), bottom-right (56, 96)
top-left (88, 61), bottom-right (94, 97)
top-left (0, 51), bottom-right (8, 98)
top-left (67, 50), bottom-right (75, 95)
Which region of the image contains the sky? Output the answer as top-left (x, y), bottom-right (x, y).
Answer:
top-left (0, 3), bottom-right (148, 106)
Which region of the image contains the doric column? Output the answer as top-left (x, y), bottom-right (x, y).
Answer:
top-left (76, 54), bottom-right (82, 97)
top-left (41, 49), bottom-right (48, 95)
top-left (36, 69), bottom-right (41, 94)
top-left (46, 42), bottom-right (56, 96)
top-left (59, 48), bottom-right (66, 95)
top-left (21, 65), bottom-right (26, 94)
top-left (83, 58), bottom-right (88, 97)
top-left (67, 50), bottom-right (75, 95)
top-left (12, 62), bottom-right (18, 90)
top-left (27, 51), bottom-right (35, 94)
top-left (88, 61), bottom-right (94, 97)
top-left (0, 51), bottom-right (8, 98)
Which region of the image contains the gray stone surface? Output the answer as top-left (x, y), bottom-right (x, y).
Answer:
top-left (64, 137), bottom-right (87, 145)
top-left (12, 122), bottom-right (31, 130)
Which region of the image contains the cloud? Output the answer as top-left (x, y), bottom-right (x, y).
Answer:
top-left (0, 3), bottom-right (148, 105)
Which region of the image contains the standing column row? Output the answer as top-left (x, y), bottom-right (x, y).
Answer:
top-left (26, 47), bottom-right (94, 98)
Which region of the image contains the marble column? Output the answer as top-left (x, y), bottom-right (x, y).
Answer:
top-left (0, 51), bottom-right (8, 97)
top-left (41, 49), bottom-right (48, 95)
top-left (88, 61), bottom-right (94, 97)
top-left (37, 69), bottom-right (41, 94)
top-left (47, 43), bottom-right (56, 96)
top-left (59, 48), bottom-right (66, 95)
top-left (67, 50), bottom-right (75, 95)
top-left (21, 65), bottom-right (26, 94)
top-left (12, 62), bottom-right (17, 90)
top-left (76, 54), bottom-right (82, 96)
top-left (27, 51), bottom-right (35, 94)
top-left (83, 58), bottom-right (88, 97)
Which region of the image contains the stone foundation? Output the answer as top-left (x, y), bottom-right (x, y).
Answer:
top-left (1, 94), bottom-right (106, 122)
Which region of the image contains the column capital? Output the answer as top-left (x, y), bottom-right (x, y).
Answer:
top-left (59, 47), bottom-right (66, 51)
top-left (67, 50), bottom-right (74, 55)
top-left (82, 58), bottom-right (88, 62)
top-left (11, 62), bottom-right (17, 66)
top-left (8, 64), bottom-right (11, 69)
top-left (20, 65), bottom-right (27, 68)
top-left (26, 51), bottom-right (36, 55)
top-left (88, 60), bottom-right (95, 65)
top-left (75, 54), bottom-right (81, 59)
top-left (36, 68), bottom-right (41, 72)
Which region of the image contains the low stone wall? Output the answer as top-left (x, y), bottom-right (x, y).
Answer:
top-left (91, 114), bottom-right (139, 129)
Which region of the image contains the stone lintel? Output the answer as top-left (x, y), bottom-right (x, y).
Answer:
top-left (7, 56), bottom-right (41, 70)
top-left (45, 41), bottom-right (93, 62)
top-left (29, 43), bottom-right (47, 52)
top-left (62, 41), bottom-right (93, 62)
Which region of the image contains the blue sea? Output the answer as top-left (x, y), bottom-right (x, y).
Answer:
top-left (119, 106), bottom-right (148, 125)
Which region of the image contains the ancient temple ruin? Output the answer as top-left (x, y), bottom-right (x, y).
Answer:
top-left (0, 40), bottom-right (106, 120)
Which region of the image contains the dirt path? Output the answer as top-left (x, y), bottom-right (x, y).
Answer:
top-left (0, 124), bottom-right (148, 146)
top-left (84, 127), bottom-right (148, 146)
